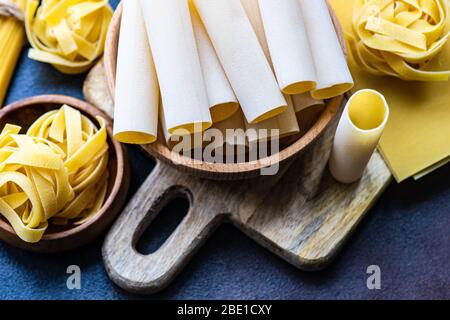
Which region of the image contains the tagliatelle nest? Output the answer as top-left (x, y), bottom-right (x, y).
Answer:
top-left (347, 0), bottom-right (450, 81)
top-left (24, 0), bottom-right (113, 74)
top-left (0, 105), bottom-right (109, 243)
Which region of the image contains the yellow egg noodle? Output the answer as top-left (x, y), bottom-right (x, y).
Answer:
top-left (25, 0), bottom-right (113, 74)
top-left (348, 0), bottom-right (450, 81)
top-left (0, 105), bottom-right (109, 243)
top-left (0, 0), bottom-right (25, 106)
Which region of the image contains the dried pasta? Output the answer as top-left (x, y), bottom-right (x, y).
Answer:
top-left (0, 0), bottom-right (25, 106)
top-left (0, 105), bottom-right (109, 243)
top-left (24, 0), bottom-right (113, 74)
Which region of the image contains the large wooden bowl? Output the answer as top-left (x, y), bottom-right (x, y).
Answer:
top-left (0, 95), bottom-right (130, 253)
top-left (104, 1), bottom-right (345, 180)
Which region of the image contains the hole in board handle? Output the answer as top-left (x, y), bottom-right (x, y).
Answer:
top-left (134, 188), bottom-right (190, 255)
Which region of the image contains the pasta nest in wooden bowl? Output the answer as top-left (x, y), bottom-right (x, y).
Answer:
top-left (0, 95), bottom-right (129, 253)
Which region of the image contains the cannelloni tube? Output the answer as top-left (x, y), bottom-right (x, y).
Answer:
top-left (211, 109), bottom-right (248, 156)
top-left (292, 93), bottom-right (324, 113)
top-left (329, 89), bottom-right (389, 183)
top-left (113, 0), bottom-right (159, 144)
top-left (241, 0), bottom-right (299, 142)
top-left (258, 0), bottom-right (316, 94)
top-left (160, 107), bottom-right (204, 151)
top-left (298, 0), bottom-right (354, 100)
top-left (194, 0), bottom-right (287, 124)
top-left (246, 95), bottom-right (299, 143)
top-left (190, 2), bottom-right (239, 123)
top-left (140, 0), bottom-right (212, 134)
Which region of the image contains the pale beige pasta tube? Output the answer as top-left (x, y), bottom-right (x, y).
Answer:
top-left (210, 109), bottom-right (248, 156)
top-left (241, 0), bottom-right (299, 142)
top-left (246, 95), bottom-right (299, 143)
top-left (194, 0), bottom-right (287, 124)
top-left (160, 107), bottom-right (204, 151)
top-left (258, 0), bottom-right (316, 94)
top-left (298, 0), bottom-right (354, 100)
top-left (140, 0), bottom-right (211, 134)
top-left (189, 2), bottom-right (239, 123)
top-left (113, 0), bottom-right (159, 144)
top-left (292, 93), bottom-right (324, 113)
top-left (329, 89), bottom-right (389, 184)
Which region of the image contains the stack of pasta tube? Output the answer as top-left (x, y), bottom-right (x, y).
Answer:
top-left (113, 0), bottom-right (354, 155)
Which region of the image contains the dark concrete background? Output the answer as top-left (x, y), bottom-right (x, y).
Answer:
top-left (0, 0), bottom-right (448, 300)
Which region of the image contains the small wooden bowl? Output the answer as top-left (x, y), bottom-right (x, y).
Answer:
top-left (104, 2), bottom-right (344, 180)
top-left (0, 95), bottom-right (130, 253)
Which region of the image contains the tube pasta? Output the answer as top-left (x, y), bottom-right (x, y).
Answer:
top-left (140, 0), bottom-right (212, 134)
top-left (0, 0), bottom-right (26, 106)
top-left (347, 0), bottom-right (450, 81)
top-left (160, 106), bottom-right (204, 151)
top-left (194, 0), bottom-right (287, 124)
top-left (329, 89), bottom-right (389, 183)
top-left (246, 95), bottom-right (299, 143)
top-left (113, 0), bottom-right (159, 144)
top-left (24, 0), bottom-right (113, 74)
top-left (241, 0), bottom-right (299, 142)
top-left (210, 109), bottom-right (248, 156)
top-left (189, 2), bottom-right (239, 123)
top-left (258, 0), bottom-right (316, 95)
top-left (299, 0), bottom-right (354, 99)
top-left (292, 93), bottom-right (325, 113)
top-left (0, 105), bottom-right (109, 243)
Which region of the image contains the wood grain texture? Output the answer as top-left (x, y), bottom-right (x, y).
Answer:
top-left (101, 121), bottom-right (391, 294)
top-left (102, 1), bottom-right (345, 180)
top-left (82, 1), bottom-right (393, 293)
top-left (0, 95), bottom-right (130, 253)
top-left (86, 46), bottom-right (392, 295)
top-left (83, 59), bottom-right (114, 118)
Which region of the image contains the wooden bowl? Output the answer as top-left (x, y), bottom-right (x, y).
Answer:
top-left (104, 1), bottom-right (344, 180)
top-left (0, 95), bottom-right (130, 253)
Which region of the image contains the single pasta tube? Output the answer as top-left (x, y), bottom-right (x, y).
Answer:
top-left (113, 0), bottom-right (159, 144)
top-left (194, 0), bottom-right (287, 124)
top-left (299, 0), bottom-right (354, 100)
top-left (258, 0), bottom-right (316, 94)
top-left (245, 94), bottom-right (299, 143)
top-left (160, 106), bottom-right (204, 152)
top-left (292, 93), bottom-right (324, 113)
top-left (329, 89), bottom-right (390, 184)
top-left (241, 0), bottom-right (299, 142)
top-left (189, 2), bottom-right (239, 123)
top-left (210, 108), bottom-right (248, 156)
top-left (140, 0), bottom-right (212, 134)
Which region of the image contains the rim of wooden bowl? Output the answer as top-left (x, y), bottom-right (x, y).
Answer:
top-left (104, 1), bottom-right (345, 178)
top-left (0, 95), bottom-right (129, 249)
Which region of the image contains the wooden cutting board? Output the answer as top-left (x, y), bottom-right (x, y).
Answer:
top-left (84, 62), bottom-right (392, 294)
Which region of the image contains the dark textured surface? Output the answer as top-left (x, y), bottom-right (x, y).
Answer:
top-left (0, 1), bottom-right (449, 300)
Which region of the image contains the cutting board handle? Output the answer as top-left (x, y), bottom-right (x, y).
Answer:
top-left (102, 162), bottom-right (222, 294)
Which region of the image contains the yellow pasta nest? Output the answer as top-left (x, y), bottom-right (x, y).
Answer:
top-left (0, 105), bottom-right (109, 243)
top-left (25, 0), bottom-right (113, 74)
top-left (347, 0), bottom-right (450, 81)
